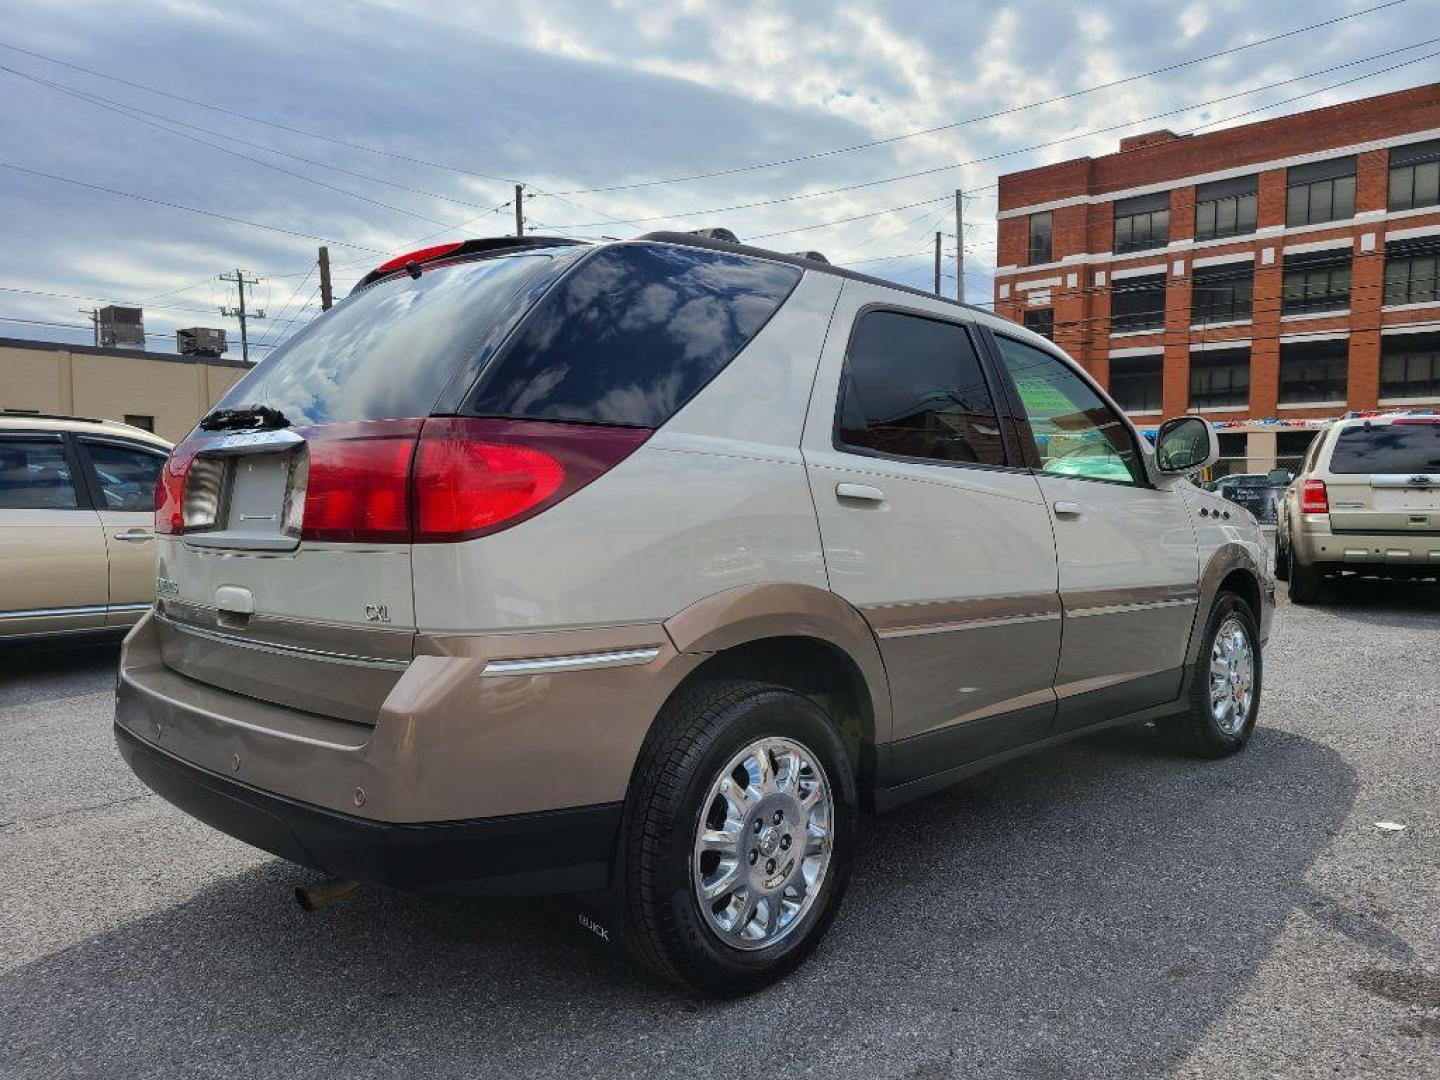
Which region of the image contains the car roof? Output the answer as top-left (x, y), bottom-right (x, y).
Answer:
top-left (0, 411), bottom-right (171, 448)
top-left (1334, 412), bottom-right (1440, 429)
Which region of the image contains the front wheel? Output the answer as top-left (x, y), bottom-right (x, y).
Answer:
top-left (622, 679), bottom-right (857, 996)
top-left (1157, 592), bottom-right (1261, 757)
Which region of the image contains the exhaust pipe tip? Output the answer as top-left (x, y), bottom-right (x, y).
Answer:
top-left (295, 878), bottom-right (362, 912)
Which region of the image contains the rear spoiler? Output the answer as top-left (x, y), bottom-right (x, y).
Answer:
top-left (350, 236), bottom-right (586, 295)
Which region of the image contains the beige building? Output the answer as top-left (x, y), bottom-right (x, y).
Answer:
top-left (0, 336), bottom-right (252, 443)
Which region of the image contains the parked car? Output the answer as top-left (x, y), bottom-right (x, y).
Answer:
top-left (1216, 472), bottom-right (1279, 523)
top-left (1276, 413), bottom-right (1440, 602)
top-left (1, 412), bottom-right (169, 642)
top-left (114, 232), bottom-right (1273, 995)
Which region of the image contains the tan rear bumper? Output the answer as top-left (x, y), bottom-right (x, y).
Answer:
top-left (1293, 519), bottom-right (1440, 567)
top-left (116, 611), bottom-right (702, 825)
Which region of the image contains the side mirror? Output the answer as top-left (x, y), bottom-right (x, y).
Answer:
top-left (1266, 468), bottom-right (1294, 485)
top-left (1153, 416), bottom-right (1218, 477)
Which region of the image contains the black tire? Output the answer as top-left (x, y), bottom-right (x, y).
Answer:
top-left (1273, 532), bottom-right (1289, 581)
top-left (1156, 592), bottom-right (1262, 758)
top-left (1288, 548), bottom-right (1323, 604)
top-left (622, 678), bottom-right (857, 997)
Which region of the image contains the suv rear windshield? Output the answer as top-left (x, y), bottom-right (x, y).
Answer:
top-left (1329, 422), bottom-right (1440, 474)
top-left (467, 243), bottom-right (801, 428)
top-left (211, 253), bottom-right (555, 427)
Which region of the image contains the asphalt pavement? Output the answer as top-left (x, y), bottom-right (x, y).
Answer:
top-left (2, 580), bottom-right (1437, 1079)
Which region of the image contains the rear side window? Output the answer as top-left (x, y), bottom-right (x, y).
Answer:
top-left (82, 441), bottom-right (165, 511)
top-left (468, 244), bottom-right (800, 427)
top-left (1329, 422), bottom-right (1440, 474)
top-left (837, 311), bottom-right (1006, 466)
top-left (0, 438), bottom-right (79, 509)
top-left (213, 253), bottom-right (554, 427)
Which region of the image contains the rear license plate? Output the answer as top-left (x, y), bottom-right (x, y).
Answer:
top-left (1373, 489), bottom-right (1440, 511)
top-left (224, 453), bottom-right (293, 536)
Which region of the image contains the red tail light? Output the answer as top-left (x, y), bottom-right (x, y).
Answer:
top-left (154, 441), bottom-right (206, 534)
top-left (1301, 478), bottom-right (1329, 514)
top-left (371, 243), bottom-right (464, 276)
top-left (300, 419), bottom-right (422, 543)
top-left (412, 418), bottom-right (651, 543)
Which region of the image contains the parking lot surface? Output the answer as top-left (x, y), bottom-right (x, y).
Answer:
top-left (2, 582), bottom-right (1438, 1079)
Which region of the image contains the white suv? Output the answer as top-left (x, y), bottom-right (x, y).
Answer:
top-left (115, 232), bottom-right (1273, 995)
top-left (1277, 413), bottom-right (1440, 602)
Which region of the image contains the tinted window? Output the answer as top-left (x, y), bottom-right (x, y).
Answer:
top-left (837, 311), bottom-right (1005, 466)
top-left (1278, 340), bottom-right (1347, 404)
top-left (470, 244), bottom-right (800, 428)
top-left (1189, 348), bottom-right (1251, 410)
top-left (215, 253), bottom-right (554, 427)
top-left (0, 439), bottom-right (79, 509)
top-left (995, 336), bottom-right (1145, 484)
top-left (1109, 354), bottom-right (1163, 413)
top-left (1191, 263), bottom-right (1253, 324)
top-left (1027, 212), bottom-right (1052, 264)
top-left (83, 441), bottom-right (165, 511)
top-left (1022, 308), bottom-right (1054, 340)
top-left (1111, 274), bottom-right (1166, 332)
top-left (1329, 423), bottom-right (1440, 474)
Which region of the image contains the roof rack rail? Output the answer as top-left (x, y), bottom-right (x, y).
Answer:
top-left (1, 409), bottom-right (110, 424)
top-left (635, 230), bottom-right (990, 315)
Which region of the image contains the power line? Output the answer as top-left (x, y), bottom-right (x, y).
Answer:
top-left (0, 64), bottom-right (515, 217)
top-left (0, 38), bottom-right (519, 187)
top-left (541, 1), bottom-right (1408, 195)
top-left (540, 41), bottom-right (1440, 231)
top-left (0, 161), bottom-right (390, 253)
top-left (0, 64), bottom-right (460, 229)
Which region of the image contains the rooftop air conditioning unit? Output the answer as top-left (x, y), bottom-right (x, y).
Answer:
top-left (98, 305), bottom-right (145, 348)
top-left (177, 327), bottom-right (227, 357)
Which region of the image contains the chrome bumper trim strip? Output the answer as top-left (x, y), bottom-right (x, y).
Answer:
top-left (482, 647), bottom-right (662, 677)
top-left (154, 611), bottom-right (410, 670)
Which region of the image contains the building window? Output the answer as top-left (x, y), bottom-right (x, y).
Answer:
top-left (1023, 308), bottom-right (1054, 340)
top-left (1191, 262), bottom-right (1253, 325)
top-left (1286, 156), bottom-right (1356, 227)
top-left (123, 414), bottom-right (155, 432)
top-left (1389, 139), bottom-right (1440, 212)
top-left (1383, 237), bottom-right (1440, 307)
top-left (1189, 348), bottom-right (1250, 410)
top-left (1276, 430), bottom-right (1319, 474)
top-left (1113, 192), bottom-right (1170, 254)
top-left (1380, 331), bottom-right (1440, 400)
top-left (1109, 354), bottom-right (1163, 413)
top-left (1278, 339), bottom-right (1348, 404)
top-left (1110, 273), bottom-right (1166, 332)
top-left (1027, 212), bottom-right (1053, 264)
top-left (1282, 249), bottom-right (1351, 315)
top-left (1195, 175), bottom-right (1258, 241)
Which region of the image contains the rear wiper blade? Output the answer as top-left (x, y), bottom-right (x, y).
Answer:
top-left (197, 405), bottom-right (292, 432)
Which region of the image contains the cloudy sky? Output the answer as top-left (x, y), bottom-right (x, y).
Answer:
top-left (0, 0), bottom-right (1436, 360)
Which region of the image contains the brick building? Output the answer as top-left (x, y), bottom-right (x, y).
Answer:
top-left (993, 82), bottom-right (1440, 472)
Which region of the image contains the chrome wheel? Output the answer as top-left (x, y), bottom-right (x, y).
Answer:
top-left (691, 737), bottom-right (833, 952)
top-left (1209, 616), bottom-right (1255, 735)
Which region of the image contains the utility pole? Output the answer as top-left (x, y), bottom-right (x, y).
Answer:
top-left (955, 190), bottom-right (965, 303)
top-left (218, 269), bottom-right (265, 365)
top-left (933, 231), bottom-right (942, 296)
top-left (317, 246), bottom-right (334, 311)
top-left (78, 308), bottom-right (99, 346)
top-left (514, 184), bottom-right (524, 237)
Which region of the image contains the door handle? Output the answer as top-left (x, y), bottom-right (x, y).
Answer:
top-left (836, 482), bottom-right (885, 503)
top-left (113, 529), bottom-right (153, 542)
top-left (1052, 500), bottom-right (1084, 518)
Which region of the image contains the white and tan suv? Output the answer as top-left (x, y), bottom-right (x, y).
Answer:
top-left (115, 232), bottom-right (1273, 995)
top-left (1, 412), bottom-right (169, 642)
top-left (1276, 412), bottom-right (1440, 602)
